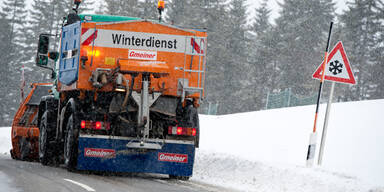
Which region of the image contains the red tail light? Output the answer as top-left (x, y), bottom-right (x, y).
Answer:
top-left (95, 121), bottom-right (102, 130)
top-left (168, 126), bottom-right (196, 136)
top-left (192, 128), bottom-right (196, 136)
top-left (80, 120), bottom-right (110, 130)
top-left (81, 120), bottom-right (86, 129)
top-left (177, 127), bottom-right (183, 135)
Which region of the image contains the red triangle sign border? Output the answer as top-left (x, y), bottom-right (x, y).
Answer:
top-left (312, 41), bottom-right (356, 85)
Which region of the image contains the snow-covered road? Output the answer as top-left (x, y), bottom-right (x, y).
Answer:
top-left (0, 154), bottom-right (232, 192)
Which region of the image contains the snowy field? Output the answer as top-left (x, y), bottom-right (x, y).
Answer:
top-left (1, 99), bottom-right (383, 191)
top-left (193, 99), bottom-right (384, 191)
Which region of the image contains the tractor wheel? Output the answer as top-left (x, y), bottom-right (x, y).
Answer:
top-left (39, 111), bottom-right (55, 165)
top-left (64, 114), bottom-right (79, 171)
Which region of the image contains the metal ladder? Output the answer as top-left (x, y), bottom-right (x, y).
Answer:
top-left (179, 36), bottom-right (207, 103)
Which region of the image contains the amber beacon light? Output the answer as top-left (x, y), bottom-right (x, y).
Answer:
top-left (158, 0), bottom-right (165, 10)
top-left (157, 0), bottom-right (165, 22)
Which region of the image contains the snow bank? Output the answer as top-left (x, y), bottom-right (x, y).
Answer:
top-left (0, 127), bottom-right (11, 155)
top-left (194, 150), bottom-right (375, 192)
top-left (194, 99), bottom-right (384, 191)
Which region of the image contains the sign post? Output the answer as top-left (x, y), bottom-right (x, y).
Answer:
top-left (306, 22), bottom-right (333, 167)
top-left (318, 81), bottom-right (335, 165)
top-left (312, 41), bottom-right (356, 165)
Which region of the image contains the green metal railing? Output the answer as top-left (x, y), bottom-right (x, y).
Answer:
top-left (266, 88), bottom-right (317, 109)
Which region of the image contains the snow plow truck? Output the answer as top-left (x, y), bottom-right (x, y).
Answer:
top-left (10, 0), bottom-right (206, 180)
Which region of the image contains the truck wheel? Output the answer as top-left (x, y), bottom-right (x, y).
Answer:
top-left (64, 114), bottom-right (78, 171)
top-left (184, 104), bottom-right (200, 148)
top-left (39, 111), bottom-right (55, 165)
top-left (193, 111), bottom-right (200, 148)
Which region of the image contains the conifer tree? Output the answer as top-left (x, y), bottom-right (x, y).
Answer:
top-left (251, 0), bottom-right (270, 37)
top-left (339, 0), bottom-right (381, 101)
top-left (249, 0), bottom-right (275, 110)
top-left (0, 0), bottom-right (28, 125)
top-left (370, 0), bottom-right (384, 99)
top-left (95, 1), bottom-right (107, 14)
top-left (166, 0), bottom-right (195, 27)
top-left (221, 0), bottom-right (250, 113)
top-left (1, 0), bottom-right (28, 68)
top-left (104, 0), bottom-right (140, 17)
top-left (24, 0), bottom-right (52, 68)
top-left (24, 0), bottom-right (95, 67)
top-left (199, 0), bottom-right (232, 113)
top-left (138, 0), bottom-right (157, 20)
top-left (0, 14), bottom-right (14, 125)
top-left (274, 0), bottom-right (335, 96)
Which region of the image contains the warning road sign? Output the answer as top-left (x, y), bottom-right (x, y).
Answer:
top-left (312, 41), bottom-right (356, 84)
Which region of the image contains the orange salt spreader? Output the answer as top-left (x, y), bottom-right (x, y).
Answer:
top-left (11, 0), bottom-right (207, 180)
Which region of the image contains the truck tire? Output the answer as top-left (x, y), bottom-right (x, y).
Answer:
top-left (64, 114), bottom-right (79, 171)
top-left (193, 111), bottom-right (200, 148)
top-left (39, 111), bottom-right (55, 165)
top-left (183, 104), bottom-right (200, 148)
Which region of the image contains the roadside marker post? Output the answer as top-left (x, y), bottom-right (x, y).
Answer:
top-left (306, 22), bottom-right (333, 167)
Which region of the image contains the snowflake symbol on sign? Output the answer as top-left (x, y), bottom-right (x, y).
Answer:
top-left (329, 60), bottom-right (343, 75)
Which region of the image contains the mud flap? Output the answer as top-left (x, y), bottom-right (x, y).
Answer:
top-left (76, 135), bottom-right (195, 177)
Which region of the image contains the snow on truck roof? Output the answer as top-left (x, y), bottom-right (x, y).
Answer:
top-left (78, 14), bottom-right (207, 33)
top-left (78, 14), bottom-right (141, 22)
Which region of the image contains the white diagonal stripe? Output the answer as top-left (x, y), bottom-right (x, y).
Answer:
top-left (81, 28), bottom-right (96, 44)
top-left (63, 178), bottom-right (96, 192)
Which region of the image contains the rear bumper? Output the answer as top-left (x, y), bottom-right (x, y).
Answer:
top-left (77, 134), bottom-right (196, 177)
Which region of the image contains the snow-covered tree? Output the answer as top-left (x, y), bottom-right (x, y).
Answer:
top-left (370, 0), bottom-right (384, 99)
top-left (220, 0), bottom-right (250, 113)
top-left (274, 0), bottom-right (335, 96)
top-left (104, 0), bottom-right (140, 17)
top-left (249, 0), bottom-right (275, 110)
top-left (199, 0), bottom-right (231, 113)
top-left (0, 14), bottom-right (15, 125)
top-left (1, 0), bottom-right (27, 55)
top-left (0, 0), bottom-right (28, 125)
top-left (251, 0), bottom-right (271, 36)
top-left (339, 0), bottom-right (382, 101)
top-left (165, 0), bottom-right (187, 25)
top-left (138, 0), bottom-right (158, 20)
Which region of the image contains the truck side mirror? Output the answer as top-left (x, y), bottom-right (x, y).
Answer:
top-left (48, 51), bottom-right (59, 62)
top-left (36, 35), bottom-right (50, 66)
